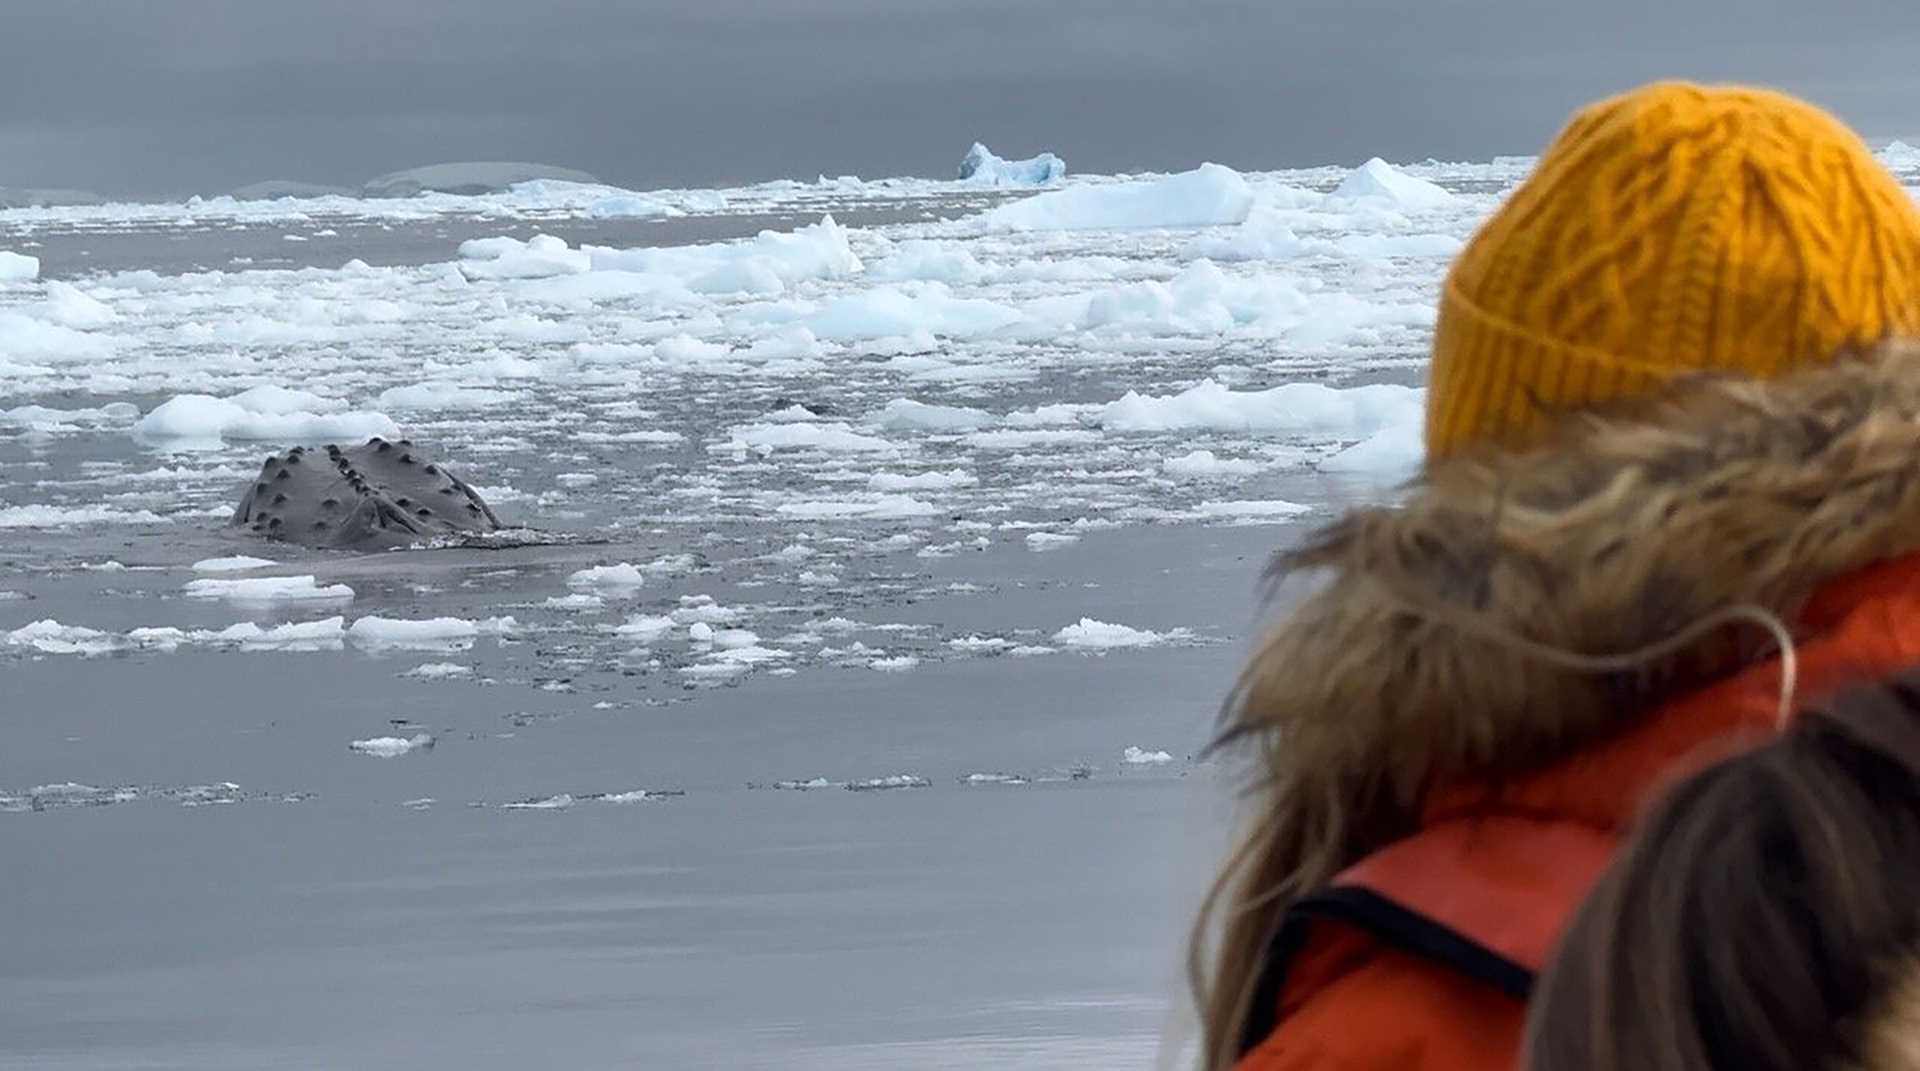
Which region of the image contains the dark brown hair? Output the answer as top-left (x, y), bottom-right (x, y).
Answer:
top-left (1526, 674), bottom-right (1920, 1071)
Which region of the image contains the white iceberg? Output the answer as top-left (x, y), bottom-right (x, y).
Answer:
top-left (975, 164), bottom-right (1252, 232)
top-left (363, 161), bottom-right (600, 198)
top-left (957, 142), bottom-right (1066, 186)
top-left (1330, 158), bottom-right (1453, 210)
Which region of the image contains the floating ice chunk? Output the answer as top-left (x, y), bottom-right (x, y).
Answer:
top-left (963, 772), bottom-right (1031, 785)
top-left (727, 421), bottom-right (894, 453)
top-left (1329, 158), bottom-right (1453, 209)
top-left (1099, 379), bottom-right (1421, 438)
top-left (868, 469), bottom-right (978, 492)
top-left (135, 388), bottom-right (398, 445)
top-left (705, 644), bottom-right (789, 667)
top-left (1319, 232), bottom-right (1465, 258)
top-left (957, 142), bottom-right (1066, 186)
top-left (845, 775), bottom-right (931, 792)
top-left (1163, 450), bottom-right (1266, 478)
top-left (184, 576), bottom-right (354, 603)
top-left (586, 215), bottom-right (861, 292)
top-left (1068, 260), bottom-right (1312, 334)
top-left (595, 788), bottom-right (677, 803)
top-left (568, 563), bottom-right (648, 593)
top-left (376, 383), bottom-right (517, 410)
top-left (1192, 500), bottom-right (1312, 522)
top-left (504, 793), bottom-right (575, 810)
top-left (576, 429), bottom-right (686, 445)
top-left (0, 505), bottom-right (169, 528)
top-left (670, 597), bottom-right (739, 626)
top-left (403, 662), bottom-right (472, 679)
top-left (36, 281), bottom-right (116, 327)
top-left (456, 234), bottom-right (591, 280)
top-left (349, 733), bottom-right (435, 758)
top-left (708, 628), bottom-right (761, 650)
top-left (876, 398), bottom-right (997, 432)
top-left (869, 655), bottom-right (920, 671)
top-left (949, 635), bottom-right (1013, 653)
top-left (544, 593), bottom-right (606, 610)
top-left (963, 428), bottom-right (1099, 450)
top-left (1883, 139), bottom-right (1920, 168)
top-left (614, 614), bottom-right (675, 642)
top-left (347, 615), bottom-right (515, 650)
top-left (205, 617), bottom-right (347, 651)
top-left (584, 193), bottom-right (679, 220)
top-left (4, 619), bottom-right (119, 655)
top-left (1187, 209), bottom-right (1307, 261)
top-left (803, 284), bottom-right (1025, 342)
top-left (126, 627), bottom-right (190, 651)
top-left (865, 241), bottom-right (986, 285)
top-left (1051, 618), bottom-right (1192, 649)
top-left (0, 402), bottom-right (139, 432)
top-left (975, 164), bottom-right (1252, 232)
top-left (191, 555), bottom-right (278, 573)
top-left (0, 250), bottom-right (38, 282)
top-left (774, 778), bottom-right (834, 791)
top-left (1026, 532), bottom-right (1080, 551)
top-left (1320, 421), bottom-right (1424, 479)
top-left (0, 311), bottom-right (115, 361)
top-left (775, 494), bottom-right (937, 520)
top-left (1123, 746), bottom-right (1175, 765)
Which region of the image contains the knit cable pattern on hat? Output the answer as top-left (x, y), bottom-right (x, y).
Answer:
top-left (1426, 81), bottom-right (1920, 458)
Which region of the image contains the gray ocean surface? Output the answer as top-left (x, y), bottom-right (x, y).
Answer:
top-left (0, 206), bottom-right (1344, 1069)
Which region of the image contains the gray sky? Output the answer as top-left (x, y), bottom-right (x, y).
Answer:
top-left (5, 0), bottom-right (1920, 198)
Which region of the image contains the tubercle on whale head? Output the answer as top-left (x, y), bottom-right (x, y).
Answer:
top-left (227, 439), bottom-right (500, 550)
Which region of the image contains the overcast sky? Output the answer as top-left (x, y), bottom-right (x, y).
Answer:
top-left (5, 0), bottom-right (1920, 198)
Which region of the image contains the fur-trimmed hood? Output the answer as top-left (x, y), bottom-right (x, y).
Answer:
top-left (1227, 342), bottom-right (1920, 897)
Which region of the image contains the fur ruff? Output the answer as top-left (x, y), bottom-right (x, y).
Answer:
top-left (1226, 342), bottom-right (1920, 897)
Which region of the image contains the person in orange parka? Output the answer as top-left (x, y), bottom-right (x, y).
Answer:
top-left (1190, 81), bottom-right (1920, 1071)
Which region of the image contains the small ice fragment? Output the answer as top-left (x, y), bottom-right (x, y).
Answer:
top-left (348, 733), bottom-right (435, 758)
top-left (191, 555), bottom-right (278, 573)
top-left (845, 775), bottom-right (931, 792)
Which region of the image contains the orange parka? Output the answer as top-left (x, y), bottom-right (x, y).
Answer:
top-left (1229, 356), bottom-right (1920, 1069)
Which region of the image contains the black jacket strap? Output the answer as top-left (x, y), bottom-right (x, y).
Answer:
top-left (1238, 885), bottom-right (1536, 1057)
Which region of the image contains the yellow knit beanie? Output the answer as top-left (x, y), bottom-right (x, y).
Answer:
top-left (1427, 81), bottom-right (1920, 458)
